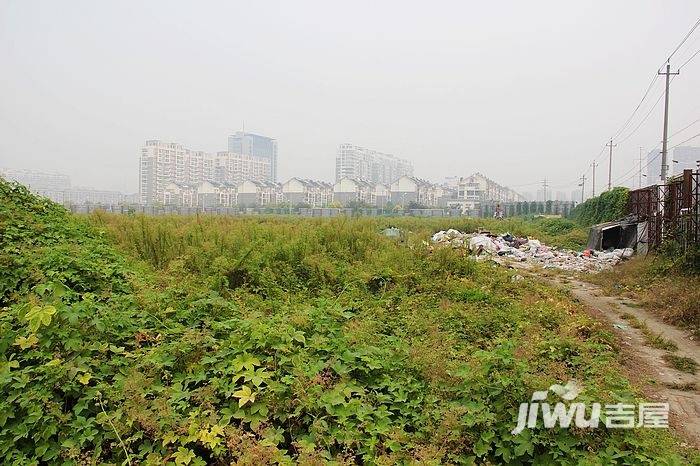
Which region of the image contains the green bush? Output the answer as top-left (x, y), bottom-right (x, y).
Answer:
top-left (569, 187), bottom-right (629, 226)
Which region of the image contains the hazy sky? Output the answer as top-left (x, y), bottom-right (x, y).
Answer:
top-left (1, 1), bottom-right (699, 196)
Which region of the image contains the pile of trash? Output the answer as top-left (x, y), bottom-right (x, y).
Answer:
top-left (430, 229), bottom-right (633, 273)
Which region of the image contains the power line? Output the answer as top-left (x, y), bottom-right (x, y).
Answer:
top-left (609, 16), bottom-right (700, 147)
top-left (615, 85), bottom-right (666, 144)
top-left (665, 16), bottom-right (700, 64)
top-left (669, 116), bottom-right (700, 139)
top-left (511, 16), bottom-right (700, 195)
top-left (614, 150), bottom-right (661, 187)
top-left (669, 130), bottom-right (700, 149)
top-left (615, 131), bottom-right (700, 187)
top-left (610, 124), bottom-right (699, 187)
top-left (678, 48), bottom-right (700, 70)
top-left (606, 17), bottom-right (700, 188)
top-left (542, 17), bottom-right (700, 194)
top-left (610, 75), bottom-right (660, 140)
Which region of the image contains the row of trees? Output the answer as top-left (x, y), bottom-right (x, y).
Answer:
top-left (481, 201), bottom-right (577, 218)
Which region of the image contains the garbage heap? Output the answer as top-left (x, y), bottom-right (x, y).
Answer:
top-left (430, 229), bottom-right (633, 273)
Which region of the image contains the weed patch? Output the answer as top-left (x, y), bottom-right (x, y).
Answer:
top-left (663, 354), bottom-right (698, 374)
top-left (0, 179), bottom-right (696, 464)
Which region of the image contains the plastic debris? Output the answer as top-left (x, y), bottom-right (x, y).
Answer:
top-left (431, 229), bottom-right (468, 248)
top-left (382, 227), bottom-right (402, 238)
top-left (430, 229), bottom-right (634, 273)
top-left (469, 235), bottom-right (498, 254)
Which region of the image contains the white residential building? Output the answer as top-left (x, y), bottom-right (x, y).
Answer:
top-left (646, 146), bottom-right (699, 186)
top-left (1, 168), bottom-right (71, 192)
top-left (197, 180), bottom-right (236, 208)
top-left (64, 187), bottom-right (126, 205)
top-left (227, 131), bottom-right (278, 182)
top-left (282, 178), bottom-right (333, 207)
top-left (1, 168), bottom-right (71, 203)
top-left (333, 178), bottom-right (389, 207)
top-left (140, 140), bottom-right (272, 205)
top-left (673, 146), bottom-right (700, 175)
top-left (162, 182), bottom-right (196, 207)
top-left (214, 151), bottom-right (271, 186)
top-left (390, 176), bottom-right (442, 207)
top-left (448, 173), bottom-right (523, 213)
top-left (1, 168), bottom-right (129, 205)
top-left (335, 144), bottom-right (413, 185)
top-left (236, 180), bottom-right (283, 207)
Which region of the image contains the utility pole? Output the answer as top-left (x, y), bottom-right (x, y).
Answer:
top-left (542, 178), bottom-right (549, 202)
top-left (659, 62), bottom-right (679, 182)
top-left (606, 139), bottom-right (617, 191)
top-left (591, 161), bottom-right (598, 196)
top-left (578, 175), bottom-right (586, 203)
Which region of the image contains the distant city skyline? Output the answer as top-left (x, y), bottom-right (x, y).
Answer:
top-left (2, 2), bottom-right (698, 194)
top-left (335, 143), bottom-right (413, 185)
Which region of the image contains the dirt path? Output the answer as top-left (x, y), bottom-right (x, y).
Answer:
top-left (555, 276), bottom-right (700, 447)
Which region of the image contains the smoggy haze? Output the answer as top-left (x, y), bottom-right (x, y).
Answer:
top-left (1, 1), bottom-right (699, 194)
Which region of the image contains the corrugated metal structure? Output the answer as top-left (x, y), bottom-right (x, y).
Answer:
top-left (626, 169), bottom-right (699, 251)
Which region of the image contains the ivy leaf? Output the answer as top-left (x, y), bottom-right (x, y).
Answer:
top-left (24, 305), bottom-right (57, 333)
top-left (173, 447), bottom-right (196, 465)
top-left (162, 431), bottom-right (178, 446)
top-left (198, 425), bottom-right (224, 449)
top-left (0, 360), bottom-right (20, 376)
top-left (77, 373), bottom-right (92, 385)
top-left (233, 385), bottom-right (256, 407)
top-left (292, 331), bottom-right (306, 344)
top-left (232, 353), bottom-right (261, 373)
top-left (14, 334), bottom-right (39, 349)
top-left (474, 439), bottom-right (490, 456)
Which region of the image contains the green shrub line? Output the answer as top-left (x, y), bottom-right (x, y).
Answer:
top-left (569, 187), bottom-right (629, 227)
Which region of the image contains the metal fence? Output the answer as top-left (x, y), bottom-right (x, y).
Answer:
top-left (479, 200), bottom-right (577, 218)
top-left (626, 169), bottom-right (699, 251)
top-left (66, 203), bottom-right (463, 218)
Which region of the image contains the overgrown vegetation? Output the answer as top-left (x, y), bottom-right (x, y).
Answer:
top-left (662, 354), bottom-right (698, 375)
top-left (0, 180), bottom-right (695, 464)
top-left (590, 253), bottom-right (700, 338)
top-left (657, 241), bottom-right (700, 275)
top-left (569, 187), bottom-right (629, 226)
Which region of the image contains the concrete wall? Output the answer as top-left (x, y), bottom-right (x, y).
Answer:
top-left (286, 192), bottom-right (309, 206)
top-left (237, 193), bottom-right (259, 206)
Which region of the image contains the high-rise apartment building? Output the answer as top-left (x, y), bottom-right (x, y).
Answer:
top-left (646, 149), bottom-right (661, 185)
top-left (645, 146), bottom-right (700, 186)
top-left (1, 168), bottom-right (128, 205)
top-left (214, 152), bottom-right (271, 186)
top-left (228, 131), bottom-right (278, 181)
top-left (672, 146), bottom-right (700, 175)
top-left (1, 168), bottom-right (71, 191)
top-left (139, 140), bottom-right (271, 205)
top-left (335, 144), bottom-right (413, 185)
top-left (1, 168), bottom-right (72, 203)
